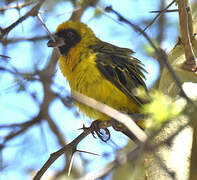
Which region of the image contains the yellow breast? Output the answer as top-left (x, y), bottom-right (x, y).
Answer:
top-left (59, 47), bottom-right (139, 121)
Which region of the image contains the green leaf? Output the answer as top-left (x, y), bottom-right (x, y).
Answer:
top-left (142, 90), bottom-right (186, 129)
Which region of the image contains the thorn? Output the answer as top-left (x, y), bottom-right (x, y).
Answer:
top-left (37, 13), bottom-right (56, 43)
top-left (67, 151), bottom-right (75, 176)
top-left (76, 149), bottom-right (100, 156)
top-left (77, 124), bottom-right (88, 130)
top-left (150, 9), bottom-right (178, 13)
top-left (0, 54), bottom-right (11, 59)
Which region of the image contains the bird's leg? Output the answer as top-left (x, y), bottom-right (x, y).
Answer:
top-left (110, 119), bottom-right (125, 131)
top-left (110, 119), bottom-right (138, 142)
top-left (110, 114), bottom-right (145, 143)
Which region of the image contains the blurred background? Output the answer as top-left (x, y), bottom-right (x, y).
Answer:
top-left (0, 0), bottom-right (180, 179)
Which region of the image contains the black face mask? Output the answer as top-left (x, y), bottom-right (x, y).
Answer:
top-left (47, 29), bottom-right (81, 55)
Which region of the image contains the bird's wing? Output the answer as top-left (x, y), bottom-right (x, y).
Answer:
top-left (91, 42), bottom-right (147, 106)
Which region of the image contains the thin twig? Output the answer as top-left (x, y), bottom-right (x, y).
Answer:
top-left (150, 9), bottom-right (178, 13)
top-left (0, 67), bottom-right (39, 81)
top-left (0, 114), bottom-right (42, 149)
top-left (37, 13), bottom-right (62, 56)
top-left (143, 0), bottom-right (176, 32)
top-left (0, 35), bottom-right (49, 44)
top-left (37, 13), bottom-right (56, 42)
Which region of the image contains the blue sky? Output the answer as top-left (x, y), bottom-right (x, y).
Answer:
top-left (0, 0), bottom-right (179, 179)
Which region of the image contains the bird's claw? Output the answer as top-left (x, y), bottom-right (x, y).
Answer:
top-left (90, 120), bottom-right (111, 142)
top-left (79, 120), bottom-right (111, 142)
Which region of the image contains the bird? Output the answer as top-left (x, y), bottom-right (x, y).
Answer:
top-left (47, 21), bottom-right (147, 141)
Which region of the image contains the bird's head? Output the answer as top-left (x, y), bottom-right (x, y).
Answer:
top-left (47, 21), bottom-right (97, 55)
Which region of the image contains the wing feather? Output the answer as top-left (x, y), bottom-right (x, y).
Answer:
top-left (91, 41), bottom-right (147, 106)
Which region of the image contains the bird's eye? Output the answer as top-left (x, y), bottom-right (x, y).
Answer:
top-left (67, 31), bottom-right (75, 39)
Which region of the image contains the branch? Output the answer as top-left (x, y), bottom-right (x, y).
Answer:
top-left (33, 128), bottom-right (91, 180)
top-left (0, 67), bottom-right (39, 81)
top-left (70, 0), bottom-right (99, 21)
top-left (0, 35), bottom-right (49, 45)
top-left (185, 0), bottom-right (193, 37)
top-left (33, 90), bottom-right (147, 179)
top-left (0, 1), bottom-right (36, 12)
top-left (72, 91), bottom-right (148, 143)
top-left (0, 114), bottom-right (42, 150)
top-left (0, 0), bottom-right (45, 38)
top-left (177, 0), bottom-right (197, 72)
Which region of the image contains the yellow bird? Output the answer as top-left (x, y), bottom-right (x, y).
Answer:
top-left (47, 21), bottom-right (147, 141)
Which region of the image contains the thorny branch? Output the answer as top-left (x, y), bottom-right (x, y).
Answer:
top-left (77, 119), bottom-right (186, 180)
top-left (33, 123), bottom-right (142, 180)
top-left (33, 128), bottom-right (91, 180)
top-left (32, 95), bottom-right (147, 179)
top-left (34, 89), bottom-right (191, 180)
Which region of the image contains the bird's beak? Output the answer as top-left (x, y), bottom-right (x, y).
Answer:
top-left (47, 35), bottom-right (65, 48)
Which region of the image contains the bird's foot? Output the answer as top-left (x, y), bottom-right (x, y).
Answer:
top-left (110, 119), bottom-right (123, 131)
top-left (89, 120), bottom-right (111, 142)
top-left (111, 119), bottom-right (138, 142)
